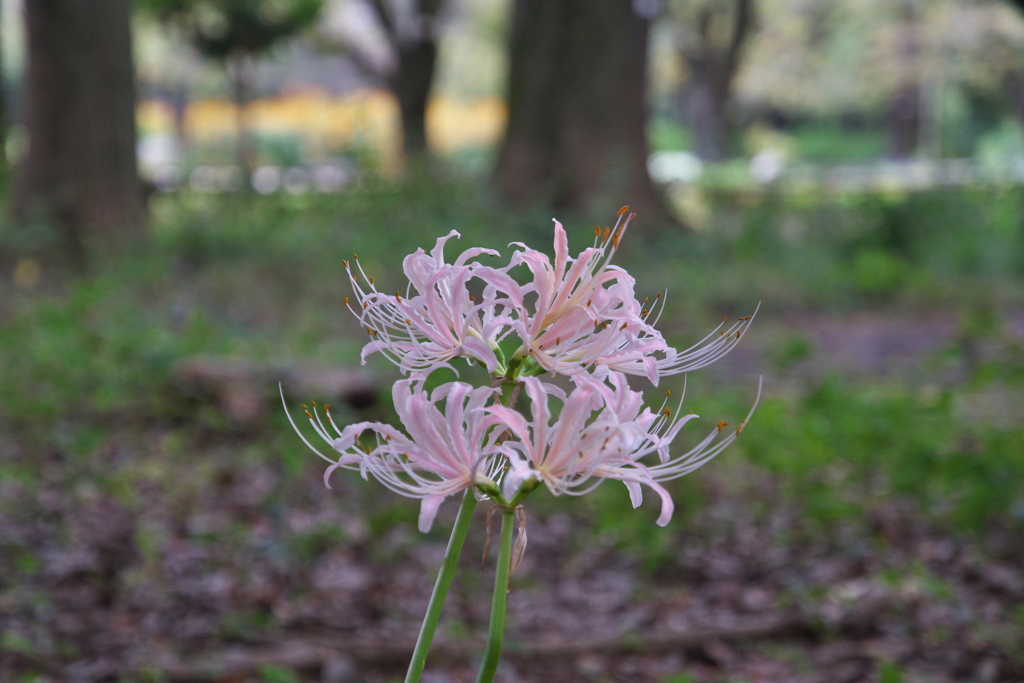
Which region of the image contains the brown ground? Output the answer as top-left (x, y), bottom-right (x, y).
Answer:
top-left (2, 311), bottom-right (1023, 682)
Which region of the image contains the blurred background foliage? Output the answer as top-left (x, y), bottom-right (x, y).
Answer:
top-left (2, 0), bottom-right (1024, 681)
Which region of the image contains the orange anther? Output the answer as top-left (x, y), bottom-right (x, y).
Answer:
top-left (617, 205), bottom-right (630, 216)
top-left (717, 420), bottom-right (729, 433)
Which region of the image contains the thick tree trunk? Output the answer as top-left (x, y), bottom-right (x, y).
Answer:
top-left (0, 8), bottom-right (7, 173)
top-left (886, 84), bottom-right (920, 159)
top-left (885, 6), bottom-right (920, 160)
top-left (685, 71), bottom-right (732, 162)
top-left (228, 51), bottom-right (255, 180)
top-left (367, 0), bottom-right (442, 164)
top-left (12, 0), bottom-right (144, 258)
top-left (678, 0), bottom-right (753, 162)
top-left (492, 0), bottom-right (672, 225)
top-left (1003, 70), bottom-right (1024, 130)
top-left (389, 38), bottom-right (437, 161)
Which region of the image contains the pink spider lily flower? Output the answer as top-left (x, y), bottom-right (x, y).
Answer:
top-left (499, 208), bottom-right (755, 384)
top-left (284, 379), bottom-right (507, 532)
top-left (344, 230), bottom-right (522, 376)
top-left (487, 373), bottom-right (761, 526)
top-left (590, 304), bottom-right (761, 386)
top-left (503, 208), bottom-right (657, 375)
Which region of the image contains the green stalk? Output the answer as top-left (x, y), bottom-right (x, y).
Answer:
top-left (405, 490), bottom-right (478, 683)
top-left (475, 509), bottom-right (515, 683)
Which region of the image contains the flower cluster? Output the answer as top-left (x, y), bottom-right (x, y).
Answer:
top-left (288, 207), bottom-right (758, 531)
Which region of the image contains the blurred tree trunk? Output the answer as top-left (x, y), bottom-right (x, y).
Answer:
top-left (885, 5), bottom-right (920, 159)
top-left (886, 85), bottom-right (920, 159)
top-left (0, 8), bottom-right (7, 173)
top-left (12, 0), bottom-right (144, 260)
top-left (1003, 70), bottom-right (1024, 129)
top-left (1003, 1), bottom-right (1024, 127)
top-left (367, 0), bottom-right (442, 163)
top-left (492, 0), bottom-right (673, 225)
top-left (228, 51), bottom-right (255, 180)
top-left (676, 0), bottom-right (753, 162)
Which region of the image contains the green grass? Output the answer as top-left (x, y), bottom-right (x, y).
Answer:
top-left (789, 123), bottom-right (886, 161)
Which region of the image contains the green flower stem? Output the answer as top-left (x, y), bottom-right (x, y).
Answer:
top-left (405, 489), bottom-right (478, 683)
top-left (476, 508), bottom-right (515, 683)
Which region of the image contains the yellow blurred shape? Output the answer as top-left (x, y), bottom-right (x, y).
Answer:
top-left (138, 100), bottom-right (176, 135)
top-left (13, 257), bottom-right (42, 289)
top-left (138, 90), bottom-right (507, 166)
top-left (428, 97), bottom-right (507, 154)
top-left (184, 98), bottom-right (238, 137)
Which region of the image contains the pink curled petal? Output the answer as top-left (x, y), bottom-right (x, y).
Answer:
top-left (643, 356), bottom-right (660, 386)
top-left (324, 464), bottom-right (339, 489)
top-left (649, 480), bottom-right (675, 526)
top-left (453, 246), bottom-right (500, 267)
top-left (485, 405), bottom-right (530, 443)
top-left (552, 219), bottom-right (568, 277)
top-left (360, 340), bottom-right (392, 364)
top-left (461, 337), bottom-right (499, 373)
top-left (418, 495), bottom-right (446, 533)
top-left (624, 480), bottom-right (643, 509)
top-left (536, 380), bottom-right (567, 402)
top-left (429, 230), bottom-right (462, 264)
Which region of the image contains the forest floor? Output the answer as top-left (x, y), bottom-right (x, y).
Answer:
top-left (2, 442), bottom-right (1022, 683)
top-left (3, 309), bottom-right (1023, 683)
